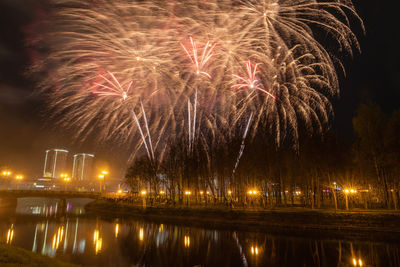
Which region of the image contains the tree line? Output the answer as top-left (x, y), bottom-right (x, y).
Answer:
top-left (125, 104), bottom-right (400, 209)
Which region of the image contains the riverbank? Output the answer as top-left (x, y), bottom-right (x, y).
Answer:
top-left (85, 200), bottom-right (400, 242)
top-left (0, 244), bottom-right (79, 267)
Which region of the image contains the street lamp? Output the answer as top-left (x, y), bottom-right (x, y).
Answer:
top-left (2, 170), bottom-right (12, 176)
top-left (98, 174), bottom-right (105, 193)
top-left (344, 188), bottom-right (357, 210)
top-left (98, 170), bottom-right (108, 193)
top-left (185, 190), bottom-right (191, 206)
top-left (2, 170), bottom-right (12, 189)
top-left (159, 190), bottom-right (165, 201)
top-left (247, 189), bottom-right (258, 208)
top-left (60, 174), bottom-right (70, 191)
top-left (63, 177), bottom-right (70, 191)
top-left (15, 175), bottom-right (23, 190)
top-left (141, 190), bottom-right (147, 209)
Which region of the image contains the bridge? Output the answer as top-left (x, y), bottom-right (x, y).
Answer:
top-left (0, 190), bottom-right (101, 199)
top-left (0, 190), bottom-right (102, 216)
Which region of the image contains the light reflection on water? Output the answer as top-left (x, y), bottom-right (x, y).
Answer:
top-left (1, 198), bottom-right (400, 266)
top-left (15, 198), bottom-right (91, 216)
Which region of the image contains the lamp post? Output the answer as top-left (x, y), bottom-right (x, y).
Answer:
top-left (247, 189), bottom-right (258, 208)
top-left (1, 170), bottom-right (12, 189)
top-left (159, 190), bottom-right (165, 203)
top-left (98, 174), bottom-right (104, 193)
top-left (2, 170), bottom-right (12, 176)
top-left (344, 188), bottom-right (357, 210)
top-left (185, 190), bottom-right (191, 206)
top-left (15, 175), bottom-right (23, 190)
top-left (332, 182), bottom-right (338, 211)
top-left (60, 174), bottom-right (70, 191)
top-left (63, 177), bottom-right (70, 191)
top-left (141, 190), bottom-right (147, 209)
top-left (98, 171), bottom-right (108, 193)
top-left (227, 190), bottom-right (233, 209)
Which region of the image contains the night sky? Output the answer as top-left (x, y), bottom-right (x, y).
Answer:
top-left (0, 0), bottom-right (398, 179)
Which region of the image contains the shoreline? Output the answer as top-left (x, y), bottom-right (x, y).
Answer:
top-left (0, 244), bottom-right (79, 267)
top-left (85, 200), bottom-right (400, 242)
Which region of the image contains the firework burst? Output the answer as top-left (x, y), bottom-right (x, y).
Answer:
top-left (92, 71), bottom-right (133, 101)
top-left (180, 37), bottom-right (216, 79)
top-left (28, 0), bottom-right (363, 159)
top-left (232, 60), bottom-right (276, 99)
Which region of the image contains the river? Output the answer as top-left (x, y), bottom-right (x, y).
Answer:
top-left (0, 197), bottom-right (399, 266)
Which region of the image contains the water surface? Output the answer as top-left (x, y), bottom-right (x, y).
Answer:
top-left (1, 197), bottom-right (399, 266)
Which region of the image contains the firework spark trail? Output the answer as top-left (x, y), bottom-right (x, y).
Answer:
top-left (187, 88), bottom-right (198, 155)
top-left (93, 71), bottom-right (133, 100)
top-left (232, 112), bottom-right (253, 177)
top-left (233, 232), bottom-right (248, 267)
top-left (140, 102), bottom-right (155, 162)
top-left (180, 37), bottom-right (216, 79)
top-left (132, 109), bottom-right (152, 163)
top-left (192, 87), bottom-right (197, 154)
top-left (232, 60), bottom-right (276, 99)
top-left (187, 98), bottom-right (191, 154)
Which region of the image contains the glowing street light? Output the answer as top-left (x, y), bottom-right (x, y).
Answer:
top-left (97, 171), bottom-right (108, 193)
top-left (61, 174), bottom-right (70, 191)
top-left (247, 189), bottom-right (259, 208)
top-left (2, 170), bottom-right (12, 176)
top-left (185, 190), bottom-right (191, 206)
top-left (98, 173), bottom-right (105, 193)
top-left (141, 190), bottom-right (147, 209)
top-left (344, 188), bottom-right (357, 210)
top-left (15, 175), bottom-right (23, 190)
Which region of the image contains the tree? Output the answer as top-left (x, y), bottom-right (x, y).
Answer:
top-left (353, 104), bottom-right (390, 207)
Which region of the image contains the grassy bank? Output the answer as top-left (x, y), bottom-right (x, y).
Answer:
top-left (86, 200), bottom-right (400, 241)
top-left (0, 243), bottom-right (79, 267)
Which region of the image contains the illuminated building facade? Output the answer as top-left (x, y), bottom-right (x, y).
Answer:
top-left (72, 153), bottom-right (94, 181)
top-left (43, 149), bottom-right (69, 179)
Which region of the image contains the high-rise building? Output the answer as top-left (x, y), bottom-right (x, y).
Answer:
top-left (43, 149), bottom-right (69, 178)
top-left (72, 153), bottom-right (94, 181)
